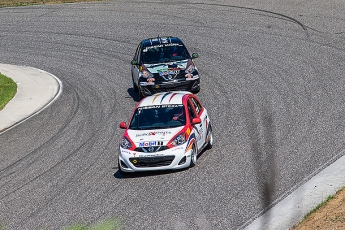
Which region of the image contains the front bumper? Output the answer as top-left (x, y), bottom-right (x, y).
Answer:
top-left (140, 79), bottom-right (200, 96)
top-left (118, 145), bottom-right (192, 173)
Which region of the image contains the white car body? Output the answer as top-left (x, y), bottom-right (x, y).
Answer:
top-left (118, 91), bottom-right (213, 174)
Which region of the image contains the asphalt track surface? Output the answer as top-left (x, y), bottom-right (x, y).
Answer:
top-left (1, 1), bottom-right (345, 229)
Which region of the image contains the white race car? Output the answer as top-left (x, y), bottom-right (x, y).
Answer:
top-left (118, 91), bottom-right (213, 174)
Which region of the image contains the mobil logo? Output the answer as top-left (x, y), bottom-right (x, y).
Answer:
top-left (139, 141), bottom-right (157, 147)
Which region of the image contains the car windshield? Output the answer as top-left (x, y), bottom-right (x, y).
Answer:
top-left (142, 44), bottom-right (189, 64)
top-left (129, 104), bottom-right (186, 130)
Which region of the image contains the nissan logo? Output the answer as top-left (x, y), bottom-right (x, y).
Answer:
top-left (148, 147), bottom-right (155, 152)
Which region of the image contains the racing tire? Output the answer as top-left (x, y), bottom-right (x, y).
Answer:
top-left (132, 76), bottom-right (138, 92)
top-left (206, 125), bottom-right (213, 149)
top-left (138, 88), bottom-right (143, 101)
top-left (192, 87), bottom-right (200, 94)
top-left (190, 144), bottom-right (197, 167)
top-left (118, 160), bottom-right (130, 176)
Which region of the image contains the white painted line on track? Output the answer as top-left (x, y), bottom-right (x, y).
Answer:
top-left (0, 64), bottom-right (63, 134)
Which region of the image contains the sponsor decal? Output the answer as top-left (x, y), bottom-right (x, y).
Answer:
top-left (138, 154), bottom-right (164, 157)
top-left (136, 131), bottom-right (172, 137)
top-left (193, 126), bottom-right (204, 141)
top-left (186, 75), bottom-right (199, 81)
top-left (197, 127), bottom-right (204, 141)
top-left (186, 142), bottom-right (194, 152)
top-left (185, 59), bottom-right (197, 80)
top-left (141, 65), bottom-right (155, 85)
top-left (186, 128), bottom-right (191, 135)
top-left (158, 68), bottom-right (180, 80)
top-left (147, 77), bottom-right (155, 85)
top-left (139, 141), bottom-right (164, 147)
top-left (171, 146), bottom-right (184, 151)
top-left (139, 104), bottom-right (180, 110)
top-left (185, 134), bottom-right (196, 153)
top-left (138, 105), bottom-right (161, 110)
top-left (142, 66), bottom-right (153, 78)
top-left (143, 43), bottom-right (182, 52)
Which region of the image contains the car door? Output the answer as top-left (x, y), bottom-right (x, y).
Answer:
top-left (187, 98), bottom-right (203, 151)
top-left (132, 43), bottom-right (142, 85)
top-left (189, 97), bottom-right (208, 149)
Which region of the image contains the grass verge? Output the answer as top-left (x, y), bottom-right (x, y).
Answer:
top-left (0, 0), bottom-right (103, 7)
top-left (296, 194), bottom-right (334, 226)
top-left (292, 186), bottom-right (345, 229)
top-left (63, 218), bottom-right (122, 230)
top-left (0, 72), bottom-right (17, 110)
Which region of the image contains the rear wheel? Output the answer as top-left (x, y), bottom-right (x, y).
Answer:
top-left (206, 125), bottom-right (213, 149)
top-left (190, 144), bottom-right (197, 167)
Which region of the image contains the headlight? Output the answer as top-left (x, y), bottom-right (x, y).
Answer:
top-left (120, 136), bottom-right (132, 149)
top-left (171, 133), bottom-right (186, 146)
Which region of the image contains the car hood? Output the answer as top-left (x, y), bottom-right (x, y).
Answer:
top-left (144, 59), bottom-right (189, 73)
top-left (140, 59), bottom-right (198, 83)
top-left (127, 127), bottom-right (183, 144)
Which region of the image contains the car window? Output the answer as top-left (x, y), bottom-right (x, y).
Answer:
top-left (133, 44), bottom-right (141, 62)
top-left (187, 100), bottom-right (196, 123)
top-left (190, 97), bottom-right (202, 115)
top-left (142, 47), bottom-right (160, 64)
top-left (129, 104), bottom-right (186, 130)
top-left (142, 44), bottom-right (189, 64)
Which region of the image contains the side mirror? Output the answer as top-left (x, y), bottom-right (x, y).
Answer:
top-left (192, 53), bottom-right (199, 59)
top-left (131, 60), bottom-right (138, 65)
top-left (192, 117), bottom-right (201, 125)
top-left (119, 122), bottom-right (127, 129)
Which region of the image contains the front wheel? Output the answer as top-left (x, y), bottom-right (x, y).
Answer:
top-left (132, 76), bottom-right (138, 92)
top-left (190, 144), bottom-right (198, 167)
top-left (138, 88), bottom-right (143, 101)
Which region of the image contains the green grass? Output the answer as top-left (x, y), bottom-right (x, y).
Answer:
top-left (0, 218), bottom-right (121, 230)
top-left (0, 0), bottom-right (104, 8)
top-left (306, 194), bottom-right (335, 216)
top-left (292, 194), bottom-right (336, 229)
top-left (63, 218), bottom-right (122, 230)
top-left (0, 72), bottom-right (17, 110)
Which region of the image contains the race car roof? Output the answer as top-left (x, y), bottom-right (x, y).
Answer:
top-left (138, 91), bottom-right (192, 107)
top-left (141, 37), bottom-right (184, 49)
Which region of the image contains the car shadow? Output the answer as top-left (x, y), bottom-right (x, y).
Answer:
top-left (113, 148), bottom-right (210, 179)
top-left (127, 88), bottom-right (140, 102)
top-left (113, 167), bottom-right (189, 179)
